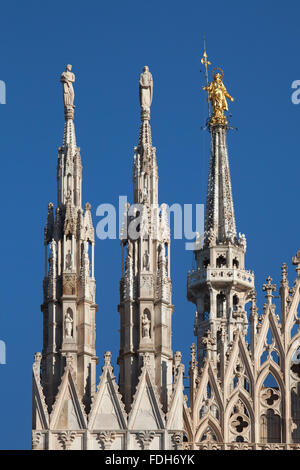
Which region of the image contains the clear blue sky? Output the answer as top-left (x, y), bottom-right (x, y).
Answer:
top-left (0, 0), bottom-right (299, 449)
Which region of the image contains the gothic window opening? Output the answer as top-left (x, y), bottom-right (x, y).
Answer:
top-left (233, 294), bottom-right (239, 312)
top-left (202, 294), bottom-right (210, 321)
top-left (260, 374), bottom-right (282, 443)
top-left (244, 378), bottom-right (250, 393)
top-left (229, 401), bottom-right (251, 443)
top-left (67, 173), bottom-right (72, 195)
top-left (217, 292), bottom-right (226, 318)
top-left (216, 255), bottom-right (226, 268)
top-left (260, 329), bottom-right (278, 366)
top-left (271, 350), bottom-right (280, 365)
top-left (232, 257), bottom-right (239, 268)
top-left (260, 410), bottom-right (281, 443)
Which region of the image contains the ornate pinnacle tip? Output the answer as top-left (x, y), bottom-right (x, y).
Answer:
top-left (85, 202), bottom-right (91, 212)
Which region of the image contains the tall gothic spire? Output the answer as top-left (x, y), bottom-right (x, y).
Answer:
top-left (187, 63), bottom-right (254, 367)
top-left (36, 65), bottom-right (97, 415)
top-left (118, 66), bottom-right (174, 413)
top-left (57, 64), bottom-right (81, 209)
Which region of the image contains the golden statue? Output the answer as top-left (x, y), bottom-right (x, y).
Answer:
top-left (203, 68), bottom-right (234, 126)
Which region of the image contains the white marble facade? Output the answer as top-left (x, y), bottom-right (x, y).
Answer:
top-left (32, 66), bottom-right (300, 450)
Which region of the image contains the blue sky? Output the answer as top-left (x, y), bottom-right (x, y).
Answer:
top-left (0, 0), bottom-right (300, 449)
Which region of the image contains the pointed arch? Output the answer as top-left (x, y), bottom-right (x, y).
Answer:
top-left (225, 389), bottom-right (255, 426)
top-left (225, 391), bottom-right (254, 443)
top-left (225, 333), bottom-right (254, 395)
top-left (195, 415), bottom-right (223, 443)
top-left (256, 362), bottom-right (284, 395)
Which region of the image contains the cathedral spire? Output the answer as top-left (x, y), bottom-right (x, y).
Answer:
top-left (203, 69), bottom-right (236, 244)
top-left (35, 65), bottom-right (97, 417)
top-left (57, 65), bottom-right (81, 208)
top-left (118, 66), bottom-right (173, 413)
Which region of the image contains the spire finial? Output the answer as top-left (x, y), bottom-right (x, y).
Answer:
top-left (60, 64), bottom-right (75, 120)
top-left (139, 65), bottom-right (153, 121)
top-left (201, 34), bottom-right (211, 118)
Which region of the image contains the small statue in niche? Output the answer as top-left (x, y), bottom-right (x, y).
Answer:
top-left (65, 311), bottom-right (73, 337)
top-left (143, 250), bottom-right (150, 271)
top-left (142, 311), bottom-right (151, 339)
top-left (65, 249), bottom-right (72, 271)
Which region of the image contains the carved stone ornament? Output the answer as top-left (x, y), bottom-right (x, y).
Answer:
top-left (137, 431), bottom-right (155, 450)
top-left (58, 431), bottom-right (77, 450)
top-left (97, 431), bottom-right (116, 450)
top-left (62, 273), bottom-right (76, 295)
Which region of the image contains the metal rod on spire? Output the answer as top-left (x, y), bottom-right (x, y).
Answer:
top-left (201, 34), bottom-right (211, 119)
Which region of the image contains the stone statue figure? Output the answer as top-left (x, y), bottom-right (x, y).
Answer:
top-left (143, 250), bottom-right (150, 270)
top-left (142, 311), bottom-right (151, 338)
top-left (139, 66), bottom-right (153, 111)
top-left (203, 70), bottom-right (233, 125)
top-left (65, 311), bottom-right (73, 337)
top-left (61, 64), bottom-right (75, 107)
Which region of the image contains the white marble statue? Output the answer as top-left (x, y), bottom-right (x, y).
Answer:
top-left (143, 250), bottom-right (150, 270)
top-left (65, 311), bottom-right (73, 337)
top-left (139, 66), bottom-right (153, 111)
top-left (142, 311), bottom-right (151, 338)
top-left (61, 64), bottom-right (75, 107)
